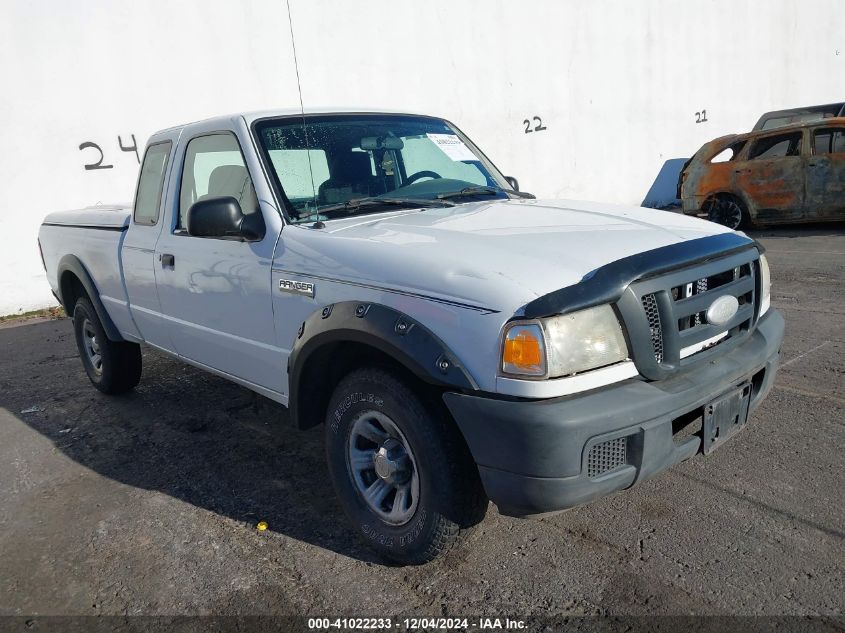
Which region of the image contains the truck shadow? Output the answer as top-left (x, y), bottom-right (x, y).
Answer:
top-left (1, 319), bottom-right (386, 564)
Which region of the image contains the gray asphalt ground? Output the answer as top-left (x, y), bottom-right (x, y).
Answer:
top-left (0, 226), bottom-right (842, 626)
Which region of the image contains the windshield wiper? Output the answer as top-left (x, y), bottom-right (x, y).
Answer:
top-left (507, 189), bottom-right (536, 199)
top-left (436, 186), bottom-right (501, 200)
top-left (312, 196), bottom-right (455, 219)
top-left (436, 186), bottom-right (536, 200)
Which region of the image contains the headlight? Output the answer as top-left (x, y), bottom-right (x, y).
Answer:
top-left (501, 305), bottom-right (630, 379)
top-left (544, 305), bottom-right (629, 377)
top-left (759, 254), bottom-right (771, 315)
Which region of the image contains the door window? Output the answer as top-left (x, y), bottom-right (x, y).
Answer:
top-left (133, 142), bottom-right (172, 225)
top-left (813, 128), bottom-right (845, 154)
top-left (748, 132), bottom-right (803, 160)
top-left (178, 133), bottom-right (259, 229)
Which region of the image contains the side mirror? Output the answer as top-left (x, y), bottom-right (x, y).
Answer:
top-left (187, 196), bottom-right (264, 241)
top-left (505, 176), bottom-right (520, 192)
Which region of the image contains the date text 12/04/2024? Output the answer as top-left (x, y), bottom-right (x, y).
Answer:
top-left (307, 617), bottom-right (527, 630)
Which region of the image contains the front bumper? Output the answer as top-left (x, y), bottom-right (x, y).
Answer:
top-left (443, 309), bottom-right (785, 517)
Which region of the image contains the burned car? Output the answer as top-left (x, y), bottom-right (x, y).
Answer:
top-left (679, 118), bottom-right (845, 229)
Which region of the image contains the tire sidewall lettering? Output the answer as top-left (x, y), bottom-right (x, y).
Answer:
top-left (360, 523), bottom-right (394, 548)
top-left (398, 509), bottom-right (427, 547)
top-left (359, 507), bottom-right (428, 550)
top-left (330, 392), bottom-right (384, 434)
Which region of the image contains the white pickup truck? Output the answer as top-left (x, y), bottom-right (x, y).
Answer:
top-left (39, 109), bottom-right (784, 564)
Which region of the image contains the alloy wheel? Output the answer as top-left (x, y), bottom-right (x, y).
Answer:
top-left (346, 410), bottom-right (420, 526)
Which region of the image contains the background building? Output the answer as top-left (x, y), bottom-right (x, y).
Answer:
top-left (0, 0), bottom-right (841, 314)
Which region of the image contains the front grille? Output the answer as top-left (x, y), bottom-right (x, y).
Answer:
top-left (693, 278), bottom-right (708, 325)
top-left (587, 437), bottom-right (628, 478)
top-left (642, 293), bottom-right (664, 363)
top-left (617, 249), bottom-right (760, 380)
top-left (673, 264), bottom-right (752, 333)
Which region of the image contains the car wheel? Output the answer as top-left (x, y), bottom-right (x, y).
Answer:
top-left (324, 367), bottom-right (487, 564)
top-left (707, 197), bottom-right (748, 230)
top-left (73, 297), bottom-right (142, 394)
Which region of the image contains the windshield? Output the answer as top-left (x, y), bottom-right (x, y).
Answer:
top-left (254, 114), bottom-right (516, 223)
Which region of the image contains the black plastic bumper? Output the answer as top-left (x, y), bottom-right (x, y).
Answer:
top-left (443, 309), bottom-right (785, 517)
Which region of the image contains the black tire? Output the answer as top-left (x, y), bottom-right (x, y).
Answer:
top-left (72, 297), bottom-right (142, 394)
top-left (324, 367), bottom-right (487, 565)
top-left (707, 196), bottom-right (750, 230)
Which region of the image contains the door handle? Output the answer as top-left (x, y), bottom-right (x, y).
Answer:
top-left (160, 253), bottom-right (175, 268)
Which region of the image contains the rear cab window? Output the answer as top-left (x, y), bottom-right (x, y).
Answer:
top-left (133, 142), bottom-right (172, 225)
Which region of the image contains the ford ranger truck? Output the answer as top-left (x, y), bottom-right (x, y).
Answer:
top-left (38, 109), bottom-right (785, 565)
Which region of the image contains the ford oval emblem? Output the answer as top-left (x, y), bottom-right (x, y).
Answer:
top-left (706, 295), bottom-right (739, 326)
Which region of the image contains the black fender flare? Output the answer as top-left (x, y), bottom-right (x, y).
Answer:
top-left (57, 254), bottom-right (123, 341)
top-left (288, 301), bottom-right (478, 428)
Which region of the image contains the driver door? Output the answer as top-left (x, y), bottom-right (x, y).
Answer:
top-left (154, 130), bottom-right (283, 393)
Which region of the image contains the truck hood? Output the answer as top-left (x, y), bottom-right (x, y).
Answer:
top-left (292, 198), bottom-right (737, 314)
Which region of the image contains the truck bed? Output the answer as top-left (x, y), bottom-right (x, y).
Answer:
top-left (39, 204), bottom-right (140, 341)
top-left (43, 204), bottom-right (131, 229)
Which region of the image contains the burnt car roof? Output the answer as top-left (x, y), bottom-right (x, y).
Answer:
top-left (753, 102), bottom-right (845, 131)
top-left (710, 117), bottom-right (845, 146)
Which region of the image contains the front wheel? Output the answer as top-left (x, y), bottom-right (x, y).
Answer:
top-left (324, 368), bottom-right (487, 564)
top-left (73, 297), bottom-right (142, 394)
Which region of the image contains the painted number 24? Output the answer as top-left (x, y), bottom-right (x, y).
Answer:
top-left (523, 116), bottom-right (547, 133)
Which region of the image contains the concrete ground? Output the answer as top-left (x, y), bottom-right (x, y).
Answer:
top-left (0, 227), bottom-right (842, 626)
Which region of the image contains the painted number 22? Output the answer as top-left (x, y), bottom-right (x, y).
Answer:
top-left (523, 116), bottom-right (547, 133)
top-left (695, 110), bottom-right (709, 123)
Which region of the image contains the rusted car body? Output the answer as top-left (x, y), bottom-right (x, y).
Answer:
top-left (679, 118), bottom-right (845, 229)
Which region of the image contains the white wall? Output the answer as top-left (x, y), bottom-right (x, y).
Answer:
top-left (0, 0), bottom-right (841, 315)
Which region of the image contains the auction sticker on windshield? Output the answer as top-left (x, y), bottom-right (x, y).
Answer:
top-left (426, 133), bottom-right (477, 161)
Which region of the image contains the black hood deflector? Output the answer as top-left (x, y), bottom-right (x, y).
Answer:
top-left (522, 232), bottom-right (762, 319)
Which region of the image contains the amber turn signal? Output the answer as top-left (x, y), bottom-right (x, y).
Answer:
top-left (501, 323), bottom-right (546, 377)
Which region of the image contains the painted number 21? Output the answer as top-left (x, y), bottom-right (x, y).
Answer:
top-left (523, 116), bottom-right (547, 133)
top-left (695, 110), bottom-right (709, 123)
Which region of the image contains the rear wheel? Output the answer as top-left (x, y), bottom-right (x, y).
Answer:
top-left (706, 197), bottom-right (749, 230)
top-left (73, 297), bottom-right (142, 394)
top-left (324, 367), bottom-right (487, 564)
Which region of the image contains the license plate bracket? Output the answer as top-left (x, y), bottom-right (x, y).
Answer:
top-left (702, 382), bottom-right (752, 455)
